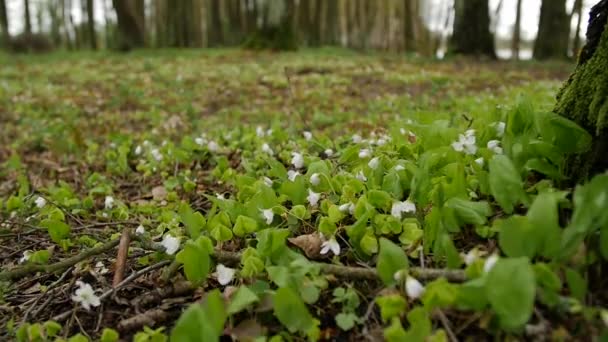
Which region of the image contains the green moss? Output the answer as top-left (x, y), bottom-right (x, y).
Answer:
top-left (554, 21), bottom-right (608, 181)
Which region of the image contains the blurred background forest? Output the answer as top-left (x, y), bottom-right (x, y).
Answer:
top-left (0, 0), bottom-right (592, 60)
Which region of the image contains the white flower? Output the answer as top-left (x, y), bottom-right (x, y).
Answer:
top-left (34, 196), bottom-right (46, 208)
top-left (400, 128), bottom-right (407, 135)
top-left (307, 189), bottom-right (321, 207)
top-left (339, 202), bottom-right (355, 215)
top-left (310, 173), bottom-right (321, 186)
top-left (151, 148), bottom-right (163, 161)
top-left (356, 171), bottom-right (367, 182)
top-left (95, 261), bottom-right (109, 274)
top-left (261, 208), bottom-right (274, 225)
top-left (134, 145), bottom-right (142, 155)
top-left (465, 129), bottom-right (475, 137)
top-left (161, 234), bottom-right (180, 255)
top-left (487, 140), bottom-right (503, 154)
top-left (394, 165), bottom-right (405, 171)
top-left (358, 148), bottom-right (371, 159)
top-left (324, 149), bottom-right (334, 157)
top-left (391, 200), bottom-right (416, 219)
top-left (263, 176), bottom-right (273, 187)
top-left (303, 131), bottom-right (312, 141)
top-left (494, 122), bottom-right (506, 137)
top-left (474, 157), bottom-right (484, 166)
top-left (195, 137), bottom-right (206, 146)
top-left (483, 254), bottom-right (499, 273)
top-left (352, 134), bottom-right (362, 143)
top-left (266, 129), bottom-right (273, 136)
top-left (287, 170), bottom-right (300, 182)
top-left (405, 276), bottom-right (425, 299)
top-left (377, 138), bottom-right (387, 146)
top-left (216, 264), bottom-right (236, 285)
top-left (216, 193), bottom-right (226, 200)
top-left (104, 196), bottom-right (114, 210)
top-left (320, 236), bottom-right (340, 255)
top-left (207, 141), bottom-right (219, 152)
top-left (256, 126), bottom-right (265, 137)
top-left (451, 133), bottom-right (477, 155)
top-left (368, 157), bottom-right (380, 170)
top-left (462, 249), bottom-right (481, 265)
top-left (135, 225), bottom-right (145, 235)
top-left (393, 270), bottom-right (405, 282)
top-left (291, 152), bottom-right (304, 169)
top-left (143, 140), bottom-right (150, 146)
top-left (71, 281), bottom-right (101, 311)
top-left (261, 143), bottom-right (274, 155)
top-left (19, 250), bottom-right (33, 263)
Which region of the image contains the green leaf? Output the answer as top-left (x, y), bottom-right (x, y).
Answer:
top-left (228, 286), bottom-right (259, 315)
top-left (41, 219), bottom-right (71, 244)
top-left (100, 328), bottom-right (120, 342)
top-left (233, 215), bottom-right (259, 237)
top-left (171, 290), bottom-right (226, 342)
top-left (210, 224), bottom-right (233, 242)
top-left (175, 237), bottom-right (211, 284)
top-left (445, 198), bottom-right (492, 226)
top-left (375, 294), bottom-right (407, 322)
top-left (29, 250), bottom-right (51, 264)
top-left (335, 312), bottom-right (358, 331)
top-left (421, 278), bottom-right (458, 309)
top-left (384, 317), bottom-right (407, 342)
top-left (273, 287), bottom-right (315, 334)
top-left (367, 190), bottom-right (393, 212)
top-left (498, 216), bottom-right (537, 258)
top-left (43, 321), bottom-right (62, 338)
top-left (486, 257), bottom-right (535, 330)
top-left (376, 238), bottom-right (409, 286)
top-left (488, 155), bottom-right (526, 214)
top-left (565, 268), bottom-right (587, 301)
top-left (526, 192), bottom-right (565, 259)
top-left (179, 203), bottom-right (206, 238)
top-left (404, 307), bottom-right (432, 341)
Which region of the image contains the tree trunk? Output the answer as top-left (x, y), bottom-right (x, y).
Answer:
top-left (244, 0), bottom-right (298, 50)
top-left (449, 0), bottom-right (495, 58)
top-left (0, 0), bottom-right (9, 47)
top-left (571, 0), bottom-right (584, 57)
top-left (533, 0), bottom-right (569, 59)
top-left (112, 0), bottom-right (145, 50)
top-left (87, 0), bottom-right (97, 49)
top-left (511, 0), bottom-right (522, 60)
top-left (554, 0), bottom-right (608, 181)
top-left (24, 0), bottom-right (32, 35)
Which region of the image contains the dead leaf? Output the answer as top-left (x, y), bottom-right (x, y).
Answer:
top-left (228, 319), bottom-right (265, 341)
top-left (288, 233), bottom-right (323, 259)
top-left (151, 186), bottom-right (167, 201)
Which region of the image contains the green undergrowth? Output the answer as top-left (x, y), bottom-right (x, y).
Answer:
top-left (1, 50), bottom-right (606, 341)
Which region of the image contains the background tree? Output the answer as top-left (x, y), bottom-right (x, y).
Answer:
top-left (112, 0), bottom-right (145, 50)
top-left (450, 0), bottom-right (495, 58)
top-left (244, 0), bottom-right (298, 50)
top-left (0, 0), bottom-right (9, 46)
top-left (86, 0), bottom-right (97, 49)
top-left (511, 0), bottom-right (522, 60)
top-left (554, 0), bottom-right (608, 181)
top-left (533, 0), bottom-right (569, 59)
top-left (571, 0), bottom-right (585, 57)
top-left (23, 0), bottom-right (32, 35)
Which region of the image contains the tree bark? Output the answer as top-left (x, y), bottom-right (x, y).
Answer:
top-left (554, 0), bottom-right (608, 181)
top-left (87, 0), bottom-right (97, 49)
top-left (112, 0), bottom-right (145, 50)
top-left (24, 0), bottom-right (32, 35)
top-left (511, 0), bottom-right (522, 60)
top-left (449, 0), bottom-right (495, 58)
top-left (0, 0), bottom-right (9, 47)
top-left (533, 0), bottom-right (569, 59)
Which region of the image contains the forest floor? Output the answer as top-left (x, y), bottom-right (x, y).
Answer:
top-left (2, 49), bottom-right (602, 341)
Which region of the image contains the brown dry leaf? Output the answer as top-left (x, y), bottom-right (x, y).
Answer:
top-left (151, 186), bottom-right (167, 201)
top-left (228, 319), bottom-right (265, 342)
top-left (288, 233), bottom-right (323, 259)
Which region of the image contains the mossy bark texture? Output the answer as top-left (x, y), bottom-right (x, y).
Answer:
top-left (554, 0), bottom-right (608, 182)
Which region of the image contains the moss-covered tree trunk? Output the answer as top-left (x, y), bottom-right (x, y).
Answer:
top-left (554, 0), bottom-right (608, 181)
top-left (450, 0), bottom-right (495, 58)
top-left (533, 0), bottom-right (569, 59)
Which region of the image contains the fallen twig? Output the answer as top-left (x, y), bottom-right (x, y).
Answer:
top-left (112, 228), bottom-right (131, 287)
top-left (0, 238), bottom-right (121, 282)
top-left (117, 308), bottom-right (170, 332)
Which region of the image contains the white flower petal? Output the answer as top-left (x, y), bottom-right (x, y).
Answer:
top-left (324, 149), bottom-right (334, 157)
top-left (104, 196), bottom-right (114, 210)
top-left (263, 176), bottom-right (273, 187)
top-left (216, 264), bottom-right (236, 285)
top-left (310, 173), bottom-right (321, 186)
top-left (307, 189), bottom-right (321, 207)
top-left (287, 170), bottom-right (300, 182)
top-left (483, 254), bottom-right (499, 273)
top-left (303, 131), bottom-right (312, 141)
top-left (161, 235), bottom-right (180, 255)
top-left (207, 141), bottom-right (220, 152)
top-left (261, 209), bottom-right (274, 225)
top-left (358, 149), bottom-right (371, 159)
top-left (356, 171), bottom-right (367, 182)
top-left (72, 281), bottom-right (101, 311)
top-left (352, 134), bottom-right (362, 143)
top-left (405, 276), bottom-right (425, 299)
top-left (291, 152), bottom-right (304, 169)
top-left (368, 157), bottom-right (380, 170)
top-left (135, 225), bottom-right (145, 235)
top-left (34, 196), bottom-right (46, 208)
